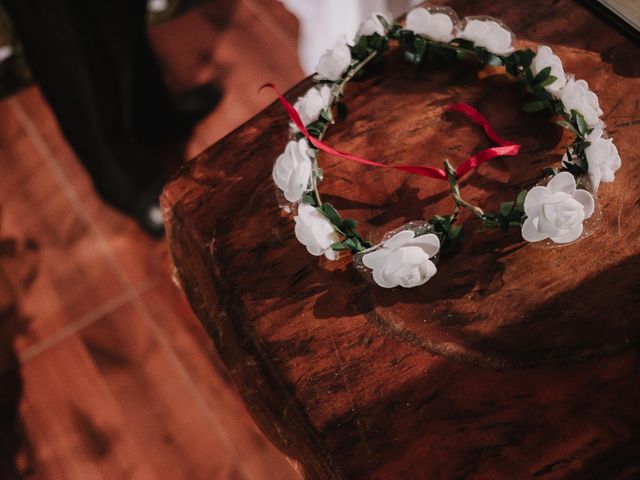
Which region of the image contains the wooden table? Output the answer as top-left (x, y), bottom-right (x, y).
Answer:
top-left (161, 1), bottom-right (640, 478)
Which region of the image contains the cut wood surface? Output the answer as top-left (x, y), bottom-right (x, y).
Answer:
top-left (162, 1), bottom-right (640, 478)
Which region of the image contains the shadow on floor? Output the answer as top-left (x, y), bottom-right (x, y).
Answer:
top-left (0, 232), bottom-right (38, 479)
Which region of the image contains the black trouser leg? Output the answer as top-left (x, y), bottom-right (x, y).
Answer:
top-left (2, 0), bottom-right (174, 213)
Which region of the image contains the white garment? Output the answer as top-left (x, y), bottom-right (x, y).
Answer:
top-left (280, 0), bottom-right (421, 74)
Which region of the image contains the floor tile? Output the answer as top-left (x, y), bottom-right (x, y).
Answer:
top-left (20, 301), bottom-right (246, 480)
top-left (0, 98), bottom-right (127, 354)
top-left (1, 2), bottom-right (304, 477)
top-left (139, 285), bottom-right (302, 480)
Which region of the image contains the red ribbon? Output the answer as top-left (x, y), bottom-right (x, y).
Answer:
top-left (261, 83), bottom-right (520, 181)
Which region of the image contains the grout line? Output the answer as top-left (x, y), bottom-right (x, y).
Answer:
top-left (239, 0), bottom-right (299, 56)
top-left (19, 282), bottom-right (155, 363)
top-left (9, 95), bottom-right (256, 480)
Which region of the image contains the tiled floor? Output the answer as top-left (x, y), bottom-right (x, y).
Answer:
top-left (0, 1), bottom-right (304, 478)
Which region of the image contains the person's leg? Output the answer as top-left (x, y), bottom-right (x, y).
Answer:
top-left (3, 0), bottom-right (220, 235)
top-left (2, 0), bottom-right (187, 235)
top-left (2, 0), bottom-right (139, 213)
top-left (65, 0), bottom-right (166, 194)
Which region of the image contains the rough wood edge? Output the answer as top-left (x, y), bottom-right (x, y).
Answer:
top-left (161, 184), bottom-right (345, 480)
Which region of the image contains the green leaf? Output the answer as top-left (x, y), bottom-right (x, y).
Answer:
top-left (302, 193), bottom-right (318, 207)
top-left (369, 33), bottom-right (386, 51)
top-left (484, 52), bottom-right (504, 66)
top-left (556, 120), bottom-right (579, 136)
top-left (350, 237), bottom-right (364, 251)
top-left (523, 101), bottom-right (546, 113)
top-left (305, 119), bottom-right (327, 138)
top-left (572, 110), bottom-right (588, 137)
top-left (533, 66), bottom-right (551, 85)
top-left (428, 215), bottom-right (450, 228)
top-left (350, 35), bottom-right (370, 59)
top-left (524, 67), bottom-right (535, 86)
top-left (376, 14), bottom-right (390, 32)
top-left (516, 190), bottom-right (527, 212)
top-left (573, 140), bottom-right (591, 154)
top-left (551, 100), bottom-right (565, 115)
top-left (538, 74), bottom-right (557, 88)
top-left (451, 38), bottom-right (475, 50)
top-left (455, 48), bottom-right (467, 61)
top-left (320, 203), bottom-right (342, 229)
top-left (565, 145), bottom-right (574, 161)
top-left (356, 34), bottom-right (369, 48)
top-left (319, 109), bottom-right (333, 123)
top-left (426, 43), bottom-right (438, 63)
top-left (336, 237), bottom-right (364, 252)
top-left (414, 36), bottom-right (427, 62)
top-left (341, 219), bottom-right (358, 231)
top-left (448, 225), bottom-right (462, 240)
top-left (543, 167), bottom-right (559, 177)
top-left (500, 201), bottom-right (515, 217)
top-left (472, 48), bottom-right (493, 64)
top-left (336, 102), bottom-right (348, 121)
top-left (331, 241), bottom-right (350, 251)
top-left (505, 61), bottom-right (519, 77)
top-left (515, 48), bottom-right (535, 68)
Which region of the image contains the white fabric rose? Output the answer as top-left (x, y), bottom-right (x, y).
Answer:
top-left (362, 230), bottom-right (440, 288)
top-left (291, 85), bottom-right (333, 131)
top-left (273, 139), bottom-right (313, 203)
top-left (521, 172), bottom-right (595, 244)
top-left (459, 19), bottom-right (514, 55)
top-left (531, 45), bottom-right (567, 97)
top-left (356, 13), bottom-right (390, 39)
top-left (584, 126), bottom-right (621, 192)
top-left (559, 78), bottom-right (603, 128)
top-left (405, 7), bottom-right (455, 43)
top-left (314, 40), bottom-right (352, 82)
top-left (294, 203), bottom-right (339, 260)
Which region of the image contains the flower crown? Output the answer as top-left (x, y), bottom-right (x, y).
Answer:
top-left (271, 6), bottom-right (621, 289)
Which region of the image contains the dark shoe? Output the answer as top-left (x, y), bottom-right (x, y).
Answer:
top-left (172, 82), bottom-right (222, 124)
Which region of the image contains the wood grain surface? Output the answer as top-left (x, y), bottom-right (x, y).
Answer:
top-left (162, 1), bottom-right (640, 478)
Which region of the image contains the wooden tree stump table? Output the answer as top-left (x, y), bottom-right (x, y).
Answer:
top-left (161, 1), bottom-right (640, 478)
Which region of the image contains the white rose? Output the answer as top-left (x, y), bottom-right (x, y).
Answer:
top-left (559, 78), bottom-right (603, 128)
top-left (273, 139), bottom-right (313, 203)
top-left (294, 203), bottom-right (340, 260)
top-left (314, 41), bottom-right (352, 82)
top-left (531, 45), bottom-right (567, 97)
top-left (584, 126), bottom-right (621, 192)
top-left (291, 85), bottom-right (333, 131)
top-left (356, 13), bottom-right (390, 38)
top-left (405, 7), bottom-right (455, 43)
top-left (362, 230), bottom-right (440, 288)
top-left (459, 19), bottom-right (514, 55)
top-left (521, 171), bottom-right (595, 244)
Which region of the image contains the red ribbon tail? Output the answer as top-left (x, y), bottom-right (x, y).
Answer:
top-left (447, 103), bottom-right (521, 179)
top-left (455, 144), bottom-right (522, 178)
top-left (262, 84), bottom-right (521, 183)
top-left (261, 83), bottom-right (448, 180)
top-left (447, 103), bottom-right (519, 147)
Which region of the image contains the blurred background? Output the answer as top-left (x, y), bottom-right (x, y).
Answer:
top-left (0, 0), bottom-right (420, 479)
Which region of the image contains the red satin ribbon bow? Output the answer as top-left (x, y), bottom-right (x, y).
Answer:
top-left (261, 83), bottom-right (520, 181)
